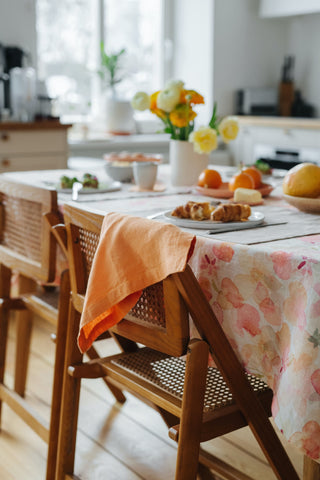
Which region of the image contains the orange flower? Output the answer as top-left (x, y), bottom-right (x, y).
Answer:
top-left (169, 104), bottom-right (197, 127)
top-left (150, 91), bottom-right (167, 120)
top-left (180, 89), bottom-right (204, 105)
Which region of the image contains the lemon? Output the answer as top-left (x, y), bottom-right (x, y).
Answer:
top-left (282, 163), bottom-right (320, 198)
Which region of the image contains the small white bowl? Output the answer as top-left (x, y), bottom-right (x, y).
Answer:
top-left (104, 162), bottom-right (133, 183)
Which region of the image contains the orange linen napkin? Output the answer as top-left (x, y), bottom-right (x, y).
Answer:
top-left (78, 212), bottom-right (196, 353)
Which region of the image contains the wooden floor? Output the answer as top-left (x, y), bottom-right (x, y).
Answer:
top-left (0, 315), bottom-right (304, 480)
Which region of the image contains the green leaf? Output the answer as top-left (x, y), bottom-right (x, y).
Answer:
top-left (209, 101), bottom-right (218, 129)
top-left (100, 42), bottom-right (126, 87)
top-left (166, 117), bottom-right (177, 139)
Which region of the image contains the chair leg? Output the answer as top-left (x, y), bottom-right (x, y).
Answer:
top-left (0, 264), bottom-right (12, 426)
top-left (14, 274), bottom-right (36, 396)
top-left (0, 306), bottom-right (9, 427)
top-left (175, 339), bottom-right (209, 480)
top-left (304, 455), bottom-right (320, 480)
top-left (86, 345), bottom-right (126, 403)
top-left (196, 463), bottom-right (219, 480)
top-left (46, 270), bottom-right (70, 480)
top-left (55, 303), bottom-right (83, 480)
top-left (14, 310), bottom-right (32, 396)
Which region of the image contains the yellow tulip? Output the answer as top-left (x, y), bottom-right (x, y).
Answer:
top-left (180, 89), bottom-right (204, 105)
top-left (189, 127), bottom-right (217, 154)
top-left (169, 104), bottom-right (197, 128)
top-left (157, 85), bottom-right (181, 112)
top-left (150, 91), bottom-right (167, 120)
top-left (131, 91), bottom-right (150, 111)
top-left (218, 116), bottom-right (239, 143)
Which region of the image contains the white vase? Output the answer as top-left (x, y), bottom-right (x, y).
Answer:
top-left (105, 96), bottom-right (135, 134)
top-left (170, 139), bottom-right (209, 186)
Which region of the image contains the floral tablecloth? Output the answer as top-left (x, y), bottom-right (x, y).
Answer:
top-left (3, 165), bottom-right (320, 463)
top-left (189, 234), bottom-right (320, 461)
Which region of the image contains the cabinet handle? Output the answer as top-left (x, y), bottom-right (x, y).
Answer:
top-left (1, 158), bottom-right (10, 167)
top-left (1, 133), bottom-right (9, 142)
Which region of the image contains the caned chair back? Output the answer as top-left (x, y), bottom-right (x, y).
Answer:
top-left (0, 178), bottom-right (58, 283)
top-left (63, 204), bottom-right (190, 356)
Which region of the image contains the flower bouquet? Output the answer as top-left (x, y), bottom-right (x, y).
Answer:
top-left (131, 79), bottom-right (239, 155)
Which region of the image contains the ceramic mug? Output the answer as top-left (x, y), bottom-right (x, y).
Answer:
top-left (133, 161), bottom-right (158, 190)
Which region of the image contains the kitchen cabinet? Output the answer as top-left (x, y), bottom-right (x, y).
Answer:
top-left (260, 0), bottom-right (320, 18)
top-left (230, 117), bottom-right (320, 166)
top-left (0, 121), bottom-right (71, 172)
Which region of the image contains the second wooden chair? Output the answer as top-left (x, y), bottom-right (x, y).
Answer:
top-left (55, 204), bottom-right (299, 480)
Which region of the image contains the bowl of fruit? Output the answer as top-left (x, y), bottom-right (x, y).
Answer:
top-left (282, 163), bottom-right (320, 212)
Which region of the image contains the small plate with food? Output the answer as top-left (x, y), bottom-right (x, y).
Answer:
top-left (195, 167), bottom-right (274, 198)
top-left (56, 173), bottom-right (121, 194)
top-left (195, 182), bottom-right (274, 199)
top-left (164, 201), bottom-right (264, 230)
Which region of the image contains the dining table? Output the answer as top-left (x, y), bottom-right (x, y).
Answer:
top-left (3, 161), bottom-right (320, 480)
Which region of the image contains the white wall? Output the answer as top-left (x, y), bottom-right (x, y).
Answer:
top-left (213, 0), bottom-right (288, 116)
top-left (172, 0), bottom-right (215, 125)
top-left (260, 0), bottom-right (320, 18)
top-left (0, 0), bottom-right (37, 67)
top-left (286, 14), bottom-right (320, 117)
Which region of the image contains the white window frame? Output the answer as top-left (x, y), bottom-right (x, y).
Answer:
top-left (36, 0), bottom-right (174, 126)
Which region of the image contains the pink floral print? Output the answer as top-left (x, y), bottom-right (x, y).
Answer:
top-left (188, 235), bottom-right (320, 462)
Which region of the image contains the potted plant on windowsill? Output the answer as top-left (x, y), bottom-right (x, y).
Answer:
top-left (131, 80), bottom-right (239, 185)
top-left (99, 43), bottom-right (134, 135)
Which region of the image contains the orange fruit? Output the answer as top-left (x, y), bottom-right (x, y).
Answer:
top-left (242, 167), bottom-right (262, 189)
top-left (198, 169), bottom-right (222, 189)
top-left (282, 163), bottom-right (320, 198)
top-left (228, 171), bottom-right (255, 191)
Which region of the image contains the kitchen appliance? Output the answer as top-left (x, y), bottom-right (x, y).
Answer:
top-left (235, 87), bottom-right (278, 116)
top-left (10, 67), bottom-right (36, 122)
top-left (0, 44), bottom-right (30, 114)
top-left (254, 144), bottom-right (320, 170)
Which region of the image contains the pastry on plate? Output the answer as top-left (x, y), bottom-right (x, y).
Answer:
top-left (211, 203), bottom-right (251, 222)
top-left (171, 201), bottom-right (215, 221)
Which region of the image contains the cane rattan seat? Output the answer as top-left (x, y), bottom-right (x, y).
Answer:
top-left (108, 347), bottom-right (271, 412)
top-left (55, 204), bottom-right (299, 480)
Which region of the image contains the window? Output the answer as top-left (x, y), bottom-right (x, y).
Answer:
top-left (36, 0), bottom-right (171, 123)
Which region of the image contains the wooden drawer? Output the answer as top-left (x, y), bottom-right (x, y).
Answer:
top-left (0, 154), bottom-right (67, 172)
top-left (0, 130), bottom-right (67, 155)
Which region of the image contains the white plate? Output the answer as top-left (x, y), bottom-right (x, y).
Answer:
top-left (56, 181), bottom-right (121, 194)
top-left (163, 211), bottom-right (265, 230)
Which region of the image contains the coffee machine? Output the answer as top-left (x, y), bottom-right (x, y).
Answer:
top-left (0, 44), bottom-right (29, 114)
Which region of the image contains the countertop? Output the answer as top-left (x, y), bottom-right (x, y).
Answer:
top-left (69, 133), bottom-right (170, 147)
top-left (237, 116), bottom-right (320, 130)
top-left (0, 120), bottom-right (72, 131)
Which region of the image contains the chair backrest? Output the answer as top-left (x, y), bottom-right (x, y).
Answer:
top-left (63, 204), bottom-right (190, 356)
top-left (0, 178), bottom-right (59, 283)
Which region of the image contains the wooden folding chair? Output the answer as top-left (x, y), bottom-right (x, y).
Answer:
top-left (55, 204), bottom-right (299, 480)
top-left (0, 178), bottom-right (70, 480)
top-left (0, 179), bottom-right (125, 480)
